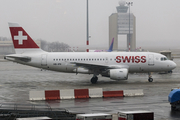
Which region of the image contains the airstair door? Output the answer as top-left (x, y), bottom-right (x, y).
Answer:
top-left (41, 54), bottom-right (47, 66)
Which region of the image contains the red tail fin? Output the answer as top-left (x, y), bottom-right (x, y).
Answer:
top-left (8, 23), bottom-right (39, 49)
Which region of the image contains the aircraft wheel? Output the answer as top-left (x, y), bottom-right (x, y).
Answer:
top-left (91, 76), bottom-right (98, 84)
top-left (148, 78), bottom-right (153, 82)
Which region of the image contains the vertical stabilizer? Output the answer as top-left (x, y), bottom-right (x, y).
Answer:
top-left (8, 23), bottom-right (43, 54)
top-left (107, 38), bottom-right (114, 52)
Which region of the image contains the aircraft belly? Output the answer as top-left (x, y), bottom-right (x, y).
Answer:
top-left (48, 62), bottom-right (75, 73)
top-left (129, 63), bottom-right (148, 73)
top-left (129, 64), bottom-right (140, 72)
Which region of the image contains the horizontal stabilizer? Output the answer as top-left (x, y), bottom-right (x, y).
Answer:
top-left (5, 54), bottom-right (31, 62)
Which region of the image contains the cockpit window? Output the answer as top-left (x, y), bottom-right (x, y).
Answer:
top-left (164, 57), bottom-right (168, 60)
top-left (161, 57), bottom-right (168, 61)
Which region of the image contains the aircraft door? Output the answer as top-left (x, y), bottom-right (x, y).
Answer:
top-left (148, 54), bottom-right (154, 66)
top-left (41, 54), bottom-right (47, 66)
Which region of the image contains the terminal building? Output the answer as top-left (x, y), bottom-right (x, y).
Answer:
top-left (109, 1), bottom-right (136, 51)
top-left (0, 41), bottom-right (15, 54)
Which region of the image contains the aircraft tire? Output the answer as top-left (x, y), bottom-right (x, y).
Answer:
top-left (148, 78), bottom-right (153, 82)
top-left (91, 76), bottom-right (98, 84)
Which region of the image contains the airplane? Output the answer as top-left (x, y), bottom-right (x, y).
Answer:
top-left (90, 38), bottom-right (114, 52)
top-left (4, 23), bottom-right (177, 84)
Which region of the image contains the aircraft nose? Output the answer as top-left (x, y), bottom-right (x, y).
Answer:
top-left (171, 61), bottom-right (177, 69)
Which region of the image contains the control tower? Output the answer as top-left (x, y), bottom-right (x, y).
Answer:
top-left (109, 1), bottom-right (136, 51)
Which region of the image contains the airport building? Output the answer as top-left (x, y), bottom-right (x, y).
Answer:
top-left (0, 41), bottom-right (15, 54)
top-left (109, 1), bottom-right (136, 51)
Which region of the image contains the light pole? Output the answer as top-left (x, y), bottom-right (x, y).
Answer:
top-left (126, 2), bottom-right (133, 52)
top-left (86, 0), bottom-right (89, 52)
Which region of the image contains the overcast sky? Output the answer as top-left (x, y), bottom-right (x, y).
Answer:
top-left (0, 0), bottom-right (180, 49)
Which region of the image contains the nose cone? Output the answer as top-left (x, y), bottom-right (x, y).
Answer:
top-left (171, 61), bottom-right (177, 70)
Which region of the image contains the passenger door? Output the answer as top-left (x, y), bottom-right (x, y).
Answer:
top-left (148, 54), bottom-right (154, 66)
top-left (41, 54), bottom-right (47, 66)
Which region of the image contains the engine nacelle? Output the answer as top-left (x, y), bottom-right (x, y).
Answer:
top-left (110, 69), bottom-right (128, 80)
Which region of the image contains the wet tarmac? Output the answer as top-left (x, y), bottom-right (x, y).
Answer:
top-left (0, 59), bottom-right (180, 120)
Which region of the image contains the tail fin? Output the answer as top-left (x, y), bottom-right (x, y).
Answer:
top-left (107, 38), bottom-right (114, 52)
top-left (8, 23), bottom-right (43, 54)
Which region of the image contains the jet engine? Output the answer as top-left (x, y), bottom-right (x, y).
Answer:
top-left (102, 68), bottom-right (128, 80)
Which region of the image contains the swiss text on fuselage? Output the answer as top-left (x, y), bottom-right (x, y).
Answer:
top-left (116, 56), bottom-right (146, 63)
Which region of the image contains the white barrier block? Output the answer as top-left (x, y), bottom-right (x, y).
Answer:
top-left (124, 89), bottom-right (144, 97)
top-left (60, 89), bottom-right (75, 99)
top-left (89, 88), bottom-right (103, 98)
top-left (29, 91), bottom-right (45, 100)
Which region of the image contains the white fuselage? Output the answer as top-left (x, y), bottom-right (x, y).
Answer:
top-left (12, 51), bottom-right (176, 74)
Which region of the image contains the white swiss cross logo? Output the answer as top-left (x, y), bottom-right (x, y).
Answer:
top-left (14, 31), bottom-right (27, 45)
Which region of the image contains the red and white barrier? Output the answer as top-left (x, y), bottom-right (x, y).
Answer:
top-left (29, 88), bottom-right (143, 101)
top-left (103, 90), bottom-right (123, 97)
top-left (124, 89), bottom-right (144, 96)
top-left (74, 89), bottom-right (89, 99)
top-left (60, 89), bottom-right (74, 99)
top-left (45, 90), bottom-right (60, 100)
top-left (29, 91), bottom-right (45, 100)
top-left (89, 88), bottom-right (103, 98)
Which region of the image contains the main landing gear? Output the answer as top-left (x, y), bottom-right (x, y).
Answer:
top-left (148, 72), bottom-right (153, 82)
top-left (91, 75), bottom-right (98, 84)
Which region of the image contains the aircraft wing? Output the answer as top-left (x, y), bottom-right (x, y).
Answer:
top-left (71, 62), bottom-right (129, 71)
top-left (5, 54), bottom-right (31, 62)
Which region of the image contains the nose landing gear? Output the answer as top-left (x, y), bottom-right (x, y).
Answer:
top-left (148, 72), bottom-right (153, 82)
